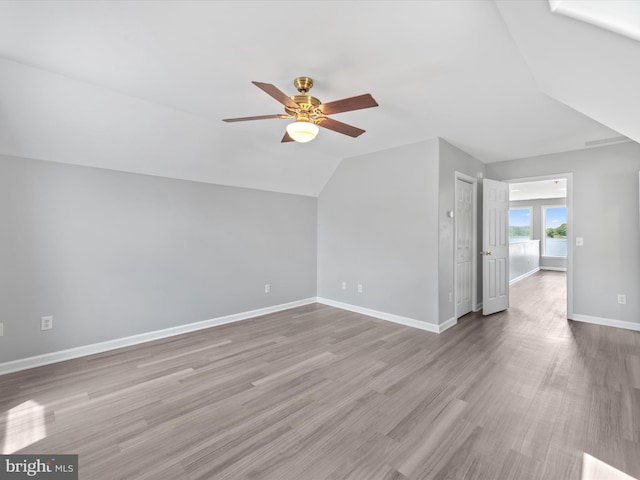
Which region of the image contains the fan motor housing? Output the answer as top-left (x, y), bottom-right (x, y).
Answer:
top-left (285, 95), bottom-right (322, 117)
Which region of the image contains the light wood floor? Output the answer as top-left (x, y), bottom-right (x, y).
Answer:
top-left (1, 271), bottom-right (639, 479)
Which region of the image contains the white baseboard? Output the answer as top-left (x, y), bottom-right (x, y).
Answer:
top-left (540, 266), bottom-right (567, 272)
top-left (509, 267), bottom-right (540, 286)
top-left (0, 298), bottom-right (317, 376)
top-left (439, 316), bottom-right (458, 333)
top-left (316, 297), bottom-right (450, 333)
top-left (571, 313), bottom-right (640, 332)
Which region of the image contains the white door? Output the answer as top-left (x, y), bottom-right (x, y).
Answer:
top-left (455, 178), bottom-right (473, 318)
top-left (482, 178), bottom-right (509, 315)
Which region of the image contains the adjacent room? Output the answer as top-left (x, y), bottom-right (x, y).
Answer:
top-left (1, 1), bottom-right (639, 479)
top-left (508, 178), bottom-right (568, 312)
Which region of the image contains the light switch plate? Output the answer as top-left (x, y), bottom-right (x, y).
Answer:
top-left (576, 237), bottom-right (584, 246)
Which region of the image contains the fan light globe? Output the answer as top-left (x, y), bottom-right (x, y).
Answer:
top-left (286, 121), bottom-right (319, 143)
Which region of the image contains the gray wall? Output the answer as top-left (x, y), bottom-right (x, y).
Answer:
top-left (510, 197), bottom-right (566, 269)
top-left (317, 139), bottom-right (440, 325)
top-left (487, 141), bottom-right (640, 325)
top-left (438, 140), bottom-right (485, 321)
top-left (0, 155), bottom-right (317, 363)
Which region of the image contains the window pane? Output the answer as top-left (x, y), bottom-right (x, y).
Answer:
top-left (544, 207), bottom-right (567, 257)
top-left (509, 209), bottom-right (530, 243)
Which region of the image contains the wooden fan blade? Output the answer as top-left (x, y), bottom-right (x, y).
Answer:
top-left (252, 81), bottom-right (299, 109)
top-left (222, 114), bottom-right (289, 122)
top-left (318, 117), bottom-right (365, 138)
top-left (281, 132), bottom-right (294, 143)
top-left (319, 93), bottom-right (378, 115)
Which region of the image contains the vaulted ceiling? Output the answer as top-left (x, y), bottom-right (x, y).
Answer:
top-left (0, 1), bottom-right (633, 196)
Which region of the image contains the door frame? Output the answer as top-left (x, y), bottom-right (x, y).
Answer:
top-left (505, 172), bottom-right (574, 319)
top-left (454, 172), bottom-right (479, 315)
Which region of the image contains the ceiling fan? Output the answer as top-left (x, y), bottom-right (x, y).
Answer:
top-left (222, 77), bottom-right (378, 143)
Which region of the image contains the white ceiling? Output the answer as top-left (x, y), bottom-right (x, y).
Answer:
top-left (510, 178), bottom-right (567, 202)
top-left (0, 1), bottom-right (632, 197)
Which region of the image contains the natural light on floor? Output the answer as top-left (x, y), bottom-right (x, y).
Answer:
top-left (583, 453), bottom-right (637, 480)
top-left (1, 400), bottom-right (47, 454)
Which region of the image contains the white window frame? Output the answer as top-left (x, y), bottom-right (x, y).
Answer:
top-left (509, 206), bottom-right (532, 243)
top-left (541, 205), bottom-right (567, 257)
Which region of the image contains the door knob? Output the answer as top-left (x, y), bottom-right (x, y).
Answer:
top-left (480, 251), bottom-right (492, 256)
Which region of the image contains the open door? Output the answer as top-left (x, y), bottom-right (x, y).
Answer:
top-left (482, 179), bottom-right (509, 315)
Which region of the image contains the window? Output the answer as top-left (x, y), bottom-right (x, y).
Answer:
top-left (543, 206), bottom-right (567, 257)
top-left (509, 207), bottom-right (532, 243)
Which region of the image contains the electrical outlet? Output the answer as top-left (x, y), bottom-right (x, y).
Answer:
top-left (448, 292), bottom-right (453, 302)
top-left (576, 237), bottom-right (584, 246)
top-left (0, 322), bottom-right (3, 337)
top-left (264, 284), bottom-right (271, 294)
top-left (341, 281), bottom-right (347, 290)
top-left (41, 316), bottom-right (53, 331)
top-left (357, 284), bottom-right (363, 293)
top-left (618, 294), bottom-right (626, 305)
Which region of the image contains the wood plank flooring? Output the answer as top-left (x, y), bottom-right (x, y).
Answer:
top-left (1, 271), bottom-right (639, 479)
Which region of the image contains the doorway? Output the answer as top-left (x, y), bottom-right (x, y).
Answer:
top-left (506, 174), bottom-right (573, 319)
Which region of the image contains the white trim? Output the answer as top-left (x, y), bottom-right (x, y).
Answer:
top-left (0, 298), bottom-right (317, 376)
top-left (567, 173), bottom-right (574, 319)
top-left (439, 316), bottom-right (458, 333)
top-left (540, 266), bottom-right (567, 272)
top-left (316, 297), bottom-right (449, 333)
top-left (571, 314), bottom-right (640, 332)
top-left (509, 267), bottom-right (540, 286)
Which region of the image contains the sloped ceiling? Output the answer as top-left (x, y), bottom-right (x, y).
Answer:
top-left (496, 0), bottom-right (640, 146)
top-left (0, 1), bottom-right (623, 196)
